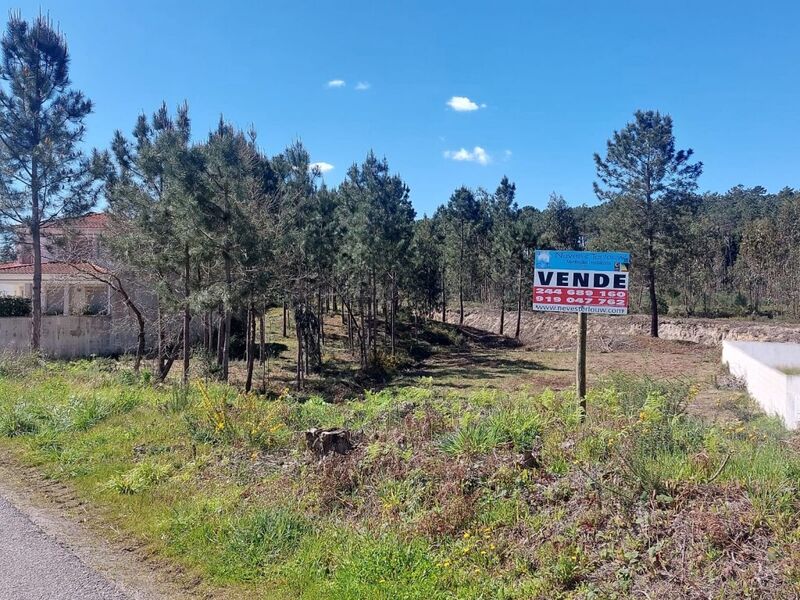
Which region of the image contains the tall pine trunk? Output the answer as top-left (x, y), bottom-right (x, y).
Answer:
top-left (221, 250), bottom-right (232, 381)
top-left (459, 228), bottom-right (465, 325)
top-left (647, 233), bottom-right (659, 338)
top-left (441, 264), bottom-right (447, 323)
top-left (30, 156), bottom-right (42, 351)
top-left (515, 266), bottom-right (523, 340)
top-left (390, 276), bottom-right (396, 355)
top-left (182, 243), bottom-right (191, 385)
top-left (295, 307), bottom-right (304, 389)
top-left (245, 303), bottom-right (256, 393)
top-left (259, 313), bottom-right (266, 365)
top-left (459, 273), bottom-right (464, 325)
top-left (216, 306), bottom-right (225, 366)
top-left (499, 288), bottom-right (505, 336)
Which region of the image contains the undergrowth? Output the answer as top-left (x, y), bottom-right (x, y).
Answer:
top-left (0, 359), bottom-right (798, 598)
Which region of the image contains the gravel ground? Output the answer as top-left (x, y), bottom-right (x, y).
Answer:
top-left (0, 493), bottom-right (131, 600)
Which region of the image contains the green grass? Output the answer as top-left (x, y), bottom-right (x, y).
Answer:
top-left (1, 358), bottom-right (800, 598)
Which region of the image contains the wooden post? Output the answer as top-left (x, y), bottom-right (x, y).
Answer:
top-left (576, 311), bottom-right (587, 418)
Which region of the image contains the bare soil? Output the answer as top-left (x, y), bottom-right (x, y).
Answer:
top-left (452, 307), bottom-right (800, 350)
top-left (200, 306), bottom-right (790, 426)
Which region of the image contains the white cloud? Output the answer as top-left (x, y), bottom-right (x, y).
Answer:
top-left (309, 161), bottom-right (334, 174)
top-left (503, 149), bottom-right (513, 160)
top-left (443, 146), bottom-right (491, 166)
top-left (355, 81), bottom-right (371, 91)
top-left (327, 79), bottom-right (346, 88)
top-left (446, 96), bottom-right (485, 112)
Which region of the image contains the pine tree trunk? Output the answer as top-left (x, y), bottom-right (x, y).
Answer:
top-left (648, 263), bottom-right (659, 337)
top-left (295, 306), bottom-right (304, 389)
top-left (647, 236), bottom-right (659, 338)
top-left (156, 304), bottom-right (164, 375)
top-left (441, 264), bottom-right (447, 323)
top-left (390, 276), bottom-right (396, 355)
top-left (515, 266), bottom-right (523, 340)
top-left (182, 243), bottom-right (191, 385)
top-left (282, 300), bottom-right (288, 337)
top-left (459, 229), bottom-right (465, 325)
top-left (318, 287), bottom-right (325, 346)
top-left (30, 155), bottom-right (42, 351)
top-left (459, 274), bottom-right (464, 325)
top-left (216, 307), bottom-right (225, 367)
top-left (499, 290), bottom-right (505, 336)
top-left (245, 303), bottom-right (256, 393)
top-left (221, 251), bottom-right (232, 381)
top-left (359, 292), bottom-right (367, 368)
top-left (371, 271), bottom-right (377, 358)
top-left (259, 313), bottom-right (266, 365)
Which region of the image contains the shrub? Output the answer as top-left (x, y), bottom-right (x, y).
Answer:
top-left (0, 296), bottom-right (31, 317)
top-left (0, 352), bottom-right (43, 378)
top-left (263, 342), bottom-right (289, 358)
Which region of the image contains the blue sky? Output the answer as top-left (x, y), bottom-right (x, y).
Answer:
top-left (8, 1), bottom-right (800, 215)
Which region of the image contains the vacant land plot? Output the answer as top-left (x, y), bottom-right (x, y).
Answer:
top-left (0, 315), bottom-right (798, 598)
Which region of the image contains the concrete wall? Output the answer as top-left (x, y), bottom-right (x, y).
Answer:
top-left (0, 316), bottom-right (138, 358)
top-left (722, 341), bottom-right (800, 428)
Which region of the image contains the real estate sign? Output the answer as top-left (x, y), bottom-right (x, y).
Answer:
top-left (533, 250), bottom-right (630, 315)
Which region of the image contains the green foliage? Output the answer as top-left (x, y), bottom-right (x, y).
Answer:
top-left (105, 461), bottom-right (172, 494)
top-left (0, 352), bottom-right (43, 378)
top-left (594, 110), bottom-right (702, 334)
top-left (439, 421), bottom-right (502, 457)
top-left (330, 535), bottom-right (441, 599)
top-left (0, 401), bottom-right (39, 436)
top-left (159, 385), bottom-right (192, 414)
top-left (0, 296), bottom-right (31, 317)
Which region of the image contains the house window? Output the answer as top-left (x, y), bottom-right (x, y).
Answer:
top-left (44, 285), bottom-right (65, 315)
top-left (84, 286), bottom-right (108, 315)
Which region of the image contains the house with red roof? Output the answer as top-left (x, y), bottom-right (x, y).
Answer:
top-left (0, 213), bottom-right (113, 316)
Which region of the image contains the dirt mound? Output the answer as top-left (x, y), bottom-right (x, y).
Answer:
top-left (446, 308), bottom-right (800, 350)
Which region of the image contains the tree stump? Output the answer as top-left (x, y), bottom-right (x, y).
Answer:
top-left (305, 428), bottom-right (354, 456)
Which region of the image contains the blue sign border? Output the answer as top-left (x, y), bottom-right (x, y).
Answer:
top-left (534, 250), bottom-right (630, 272)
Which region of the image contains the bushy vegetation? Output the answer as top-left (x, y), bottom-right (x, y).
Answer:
top-left (1, 359), bottom-right (799, 598)
top-left (0, 296), bottom-right (31, 317)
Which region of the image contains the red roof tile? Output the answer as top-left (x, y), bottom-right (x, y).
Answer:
top-left (52, 212), bottom-right (109, 229)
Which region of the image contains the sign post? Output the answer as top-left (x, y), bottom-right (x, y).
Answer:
top-left (533, 250), bottom-right (630, 418)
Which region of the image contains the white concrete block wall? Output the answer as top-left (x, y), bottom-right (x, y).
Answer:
top-left (0, 316), bottom-right (138, 358)
top-left (722, 341), bottom-right (800, 428)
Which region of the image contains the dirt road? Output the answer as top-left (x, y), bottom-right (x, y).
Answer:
top-left (0, 453), bottom-right (194, 600)
top-left (0, 493), bottom-right (132, 599)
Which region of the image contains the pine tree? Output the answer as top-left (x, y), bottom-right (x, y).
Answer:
top-left (540, 193), bottom-right (579, 250)
top-left (0, 14), bottom-right (97, 350)
top-left (442, 186), bottom-right (482, 325)
top-left (489, 176), bottom-right (518, 335)
top-left (103, 103), bottom-right (196, 380)
top-left (594, 110), bottom-right (702, 337)
top-left (408, 216), bottom-right (443, 320)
